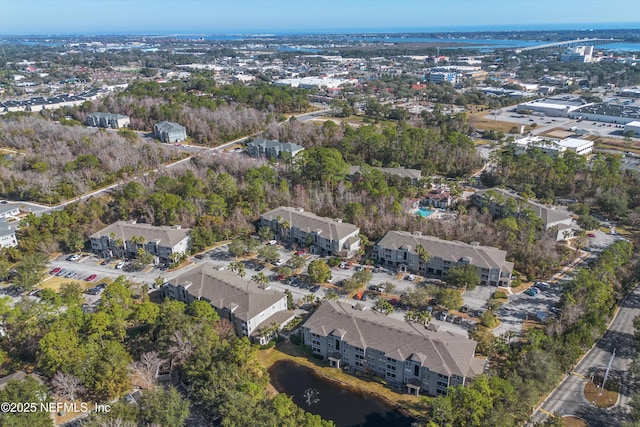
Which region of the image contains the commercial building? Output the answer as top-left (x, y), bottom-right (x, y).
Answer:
top-left (86, 112), bottom-right (130, 129)
top-left (473, 188), bottom-right (574, 241)
top-left (153, 121), bottom-right (187, 143)
top-left (373, 231), bottom-right (513, 286)
top-left (246, 139), bottom-right (304, 160)
top-left (90, 221), bottom-right (190, 263)
top-left (163, 263), bottom-right (293, 344)
top-left (516, 98), bottom-right (588, 118)
top-left (624, 121), bottom-right (640, 136)
top-left (560, 45), bottom-right (594, 63)
top-left (569, 103), bottom-right (640, 124)
top-left (511, 135), bottom-right (593, 156)
top-left (302, 301), bottom-right (485, 396)
top-left (260, 207), bottom-right (360, 258)
top-left (428, 72), bottom-right (459, 84)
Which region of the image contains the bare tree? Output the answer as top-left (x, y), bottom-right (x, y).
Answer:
top-left (51, 371), bottom-right (85, 403)
top-left (129, 351), bottom-right (164, 390)
top-left (168, 330), bottom-right (193, 367)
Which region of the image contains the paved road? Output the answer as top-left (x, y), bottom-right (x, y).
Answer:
top-left (531, 285), bottom-right (640, 427)
top-left (7, 107), bottom-right (330, 215)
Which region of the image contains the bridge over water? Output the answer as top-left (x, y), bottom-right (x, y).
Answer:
top-left (518, 38), bottom-right (621, 51)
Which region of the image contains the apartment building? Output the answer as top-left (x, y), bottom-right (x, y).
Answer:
top-left (153, 121), bottom-right (187, 143)
top-left (246, 139), bottom-right (304, 160)
top-left (260, 206), bottom-right (360, 258)
top-left (163, 263), bottom-right (294, 344)
top-left (89, 221), bottom-right (190, 263)
top-left (472, 188), bottom-right (574, 240)
top-left (374, 231), bottom-right (513, 286)
top-left (302, 301), bottom-right (485, 396)
top-left (86, 112), bottom-right (130, 128)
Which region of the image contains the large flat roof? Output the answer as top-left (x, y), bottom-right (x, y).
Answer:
top-left (572, 103), bottom-right (640, 119)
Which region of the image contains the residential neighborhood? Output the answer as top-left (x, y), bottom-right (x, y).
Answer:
top-left (0, 10), bottom-right (639, 427)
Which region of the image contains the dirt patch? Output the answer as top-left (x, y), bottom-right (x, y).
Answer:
top-left (41, 276), bottom-right (112, 292)
top-left (539, 129), bottom-right (575, 139)
top-left (563, 416), bottom-right (588, 427)
top-left (583, 380), bottom-right (617, 408)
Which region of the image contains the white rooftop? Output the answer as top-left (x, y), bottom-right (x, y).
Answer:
top-left (558, 138), bottom-right (593, 148)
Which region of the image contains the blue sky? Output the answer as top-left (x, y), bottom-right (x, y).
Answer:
top-left (1, 0), bottom-right (639, 35)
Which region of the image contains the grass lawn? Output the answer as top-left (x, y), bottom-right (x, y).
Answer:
top-left (40, 276), bottom-right (112, 292)
top-left (257, 341), bottom-right (426, 417)
top-left (468, 111), bottom-right (530, 134)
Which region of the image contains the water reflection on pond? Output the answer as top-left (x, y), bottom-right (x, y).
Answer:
top-left (269, 360), bottom-right (415, 427)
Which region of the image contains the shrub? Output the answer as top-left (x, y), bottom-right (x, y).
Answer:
top-left (493, 291), bottom-right (508, 299)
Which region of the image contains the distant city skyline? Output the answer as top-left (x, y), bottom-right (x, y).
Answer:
top-left (1, 0), bottom-right (639, 35)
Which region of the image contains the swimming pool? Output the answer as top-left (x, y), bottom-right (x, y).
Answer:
top-left (415, 207), bottom-right (434, 217)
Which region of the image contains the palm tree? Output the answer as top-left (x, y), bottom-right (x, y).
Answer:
top-left (252, 272), bottom-right (269, 286)
top-left (229, 261), bottom-right (246, 278)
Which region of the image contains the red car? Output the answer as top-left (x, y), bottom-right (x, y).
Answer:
top-left (295, 250), bottom-right (305, 256)
top-left (85, 274), bottom-right (97, 281)
top-left (49, 267), bottom-right (61, 275)
top-left (277, 275), bottom-right (286, 281)
top-left (587, 233), bottom-right (596, 238)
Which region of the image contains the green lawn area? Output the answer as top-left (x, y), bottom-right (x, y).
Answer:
top-left (40, 275), bottom-right (112, 292)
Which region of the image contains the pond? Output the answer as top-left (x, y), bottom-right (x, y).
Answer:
top-left (269, 360), bottom-right (416, 427)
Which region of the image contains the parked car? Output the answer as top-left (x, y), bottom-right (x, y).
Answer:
top-left (587, 233), bottom-right (596, 238)
top-left (437, 311), bottom-right (448, 321)
top-left (100, 259), bottom-right (111, 265)
top-left (194, 254), bottom-right (204, 260)
top-left (275, 259), bottom-right (286, 267)
top-left (524, 288), bottom-right (538, 296)
top-left (407, 274), bottom-right (416, 281)
top-left (295, 250), bottom-right (305, 256)
top-left (354, 265), bottom-right (364, 272)
top-left (327, 275), bottom-right (334, 283)
top-left (310, 285), bottom-right (320, 293)
top-left (267, 240), bottom-right (277, 245)
top-left (115, 261), bottom-right (125, 269)
top-left (56, 269), bottom-right (67, 276)
top-left (85, 274), bottom-right (97, 281)
top-left (67, 254), bottom-right (81, 262)
top-left (64, 271), bottom-right (76, 278)
top-left (50, 267), bottom-right (61, 275)
top-left (536, 281), bottom-right (551, 289)
top-left (254, 265), bottom-right (264, 272)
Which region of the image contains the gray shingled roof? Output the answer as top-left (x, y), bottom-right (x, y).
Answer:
top-left (248, 138), bottom-right (304, 153)
top-left (90, 221), bottom-right (189, 248)
top-left (475, 188), bottom-right (572, 227)
top-left (261, 207), bottom-right (359, 242)
top-left (349, 166), bottom-right (422, 180)
top-left (169, 263), bottom-right (286, 322)
top-left (304, 301), bottom-right (480, 378)
top-left (377, 230), bottom-right (512, 273)
top-left (87, 112), bottom-right (129, 120)
top-left (154, 121), bottom-right (186, 133)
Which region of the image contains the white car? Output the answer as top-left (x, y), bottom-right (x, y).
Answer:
top-left (67, 254), bottom-right (80, 262)
top-left (327, 275), bottom-right (334, 283)
top-left (275, 259), bottom-right (286, 267)
top-left (115, 261), bottom-right (125, 269)
top-left (267, 240), bottom-right (278, 245)
top-left (407, 274), bottom-right (416, 281)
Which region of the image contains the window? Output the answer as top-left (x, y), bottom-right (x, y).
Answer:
top-left (414, 365), bottom-right (420, 377)
top-left (386, 372), bottom-right (396, 379)
top-left (335, 340), bottom-right (340, 351)
top-left (437, 380), bottom-right (448, 388)
top-left (386, 364), bottom-right (396, 371)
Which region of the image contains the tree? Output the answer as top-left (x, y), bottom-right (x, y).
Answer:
top-left (253, 272), bottom-right (270, 286)
top-left (351, 269), bottom-right (372, 287)
top-left (228, 239), bottom-right (248, 257)
top-left (52, 371), bottom-right (85, 403)
top-left (307, 260), bottom-right (331, 284)
top-left (258, 245), bottom-right (279, 264)
top-left (138, 386), bottom-right (190, 427)
top-left (0, 376), bottom-right (54, 427)
top-left (186, 300), bottom-right (219, 323)
top-left (287, 255), bottom-right (307, 270)
top-left (373, 299), bottom-right (394, 315)
top-left (433, 287), bottom-right (463, 310)
top-left (325, 291), bottom-right (339, 301)
top-left (446, 264), bottom-right (481, 290)
top-left (277, 266), bottom-right (293, 278)
top-left (229, 261), bottom-right (246, 278)
top-left (129, 351), bottom-right (164, 390)
top-left (14, 253), bottom-right (47, 290)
